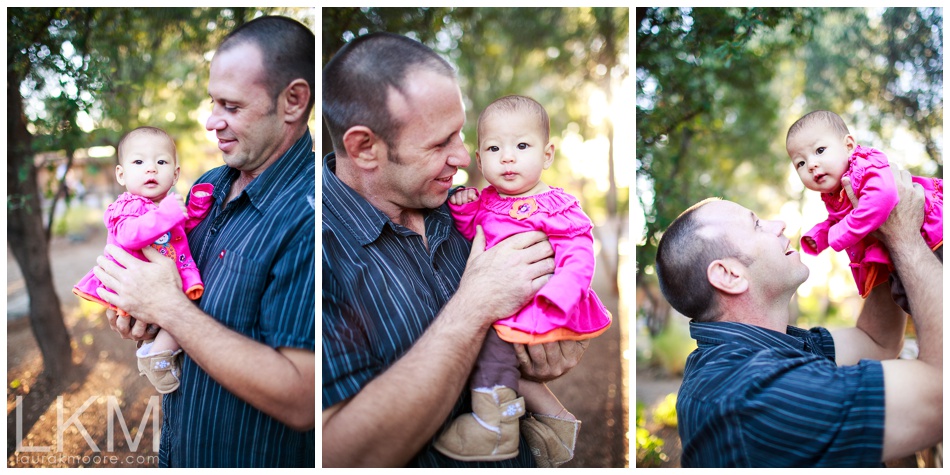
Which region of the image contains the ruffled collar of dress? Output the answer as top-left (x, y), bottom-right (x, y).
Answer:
top-left (115, 191), bottom-right (159, 205)
top-left (478, 185), bottom-right (577, 215)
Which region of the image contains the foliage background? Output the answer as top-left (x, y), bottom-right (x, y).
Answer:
top-left (635, 7), bottom-right (942, 467)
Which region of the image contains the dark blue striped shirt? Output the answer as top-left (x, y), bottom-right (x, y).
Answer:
top-left (321, 153), bottom-right (534, 467)
top-left (677, 321), bottom-right (885, 467)
top-left (159, 131), bottom-right (316, 467)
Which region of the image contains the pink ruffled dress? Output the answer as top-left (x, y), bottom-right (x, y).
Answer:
top-left (449, 185), bottom-right (611, 344)
top-left (73, 183), bottom-right (214, 313)
top-left (801, 145), bottom-right (943, 296)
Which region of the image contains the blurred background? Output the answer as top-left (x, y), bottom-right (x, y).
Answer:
top-left (635, 7), bottom-right (942, 467)
top-left (323, 7), bottom-right (631, 468)
top-left (6, 7), bottom-right (315, 467)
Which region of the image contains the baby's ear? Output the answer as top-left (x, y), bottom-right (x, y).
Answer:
top-left (542, 142), bottom-right (555, 169)
top-left (843, 134), bottom-right (857, 151)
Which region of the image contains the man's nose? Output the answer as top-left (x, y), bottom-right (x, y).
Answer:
top-left (770, 220), bottom-right (787, 235)
top-left (447, 138), bottom-right (470, 168)
top-left (205, 109), bottom-right (224, 131)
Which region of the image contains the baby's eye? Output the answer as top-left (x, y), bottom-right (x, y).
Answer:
top-left (158, 159), bottom-right (168, 165)
top-left (132, 159), bottom-right (143, 165)
top-left (488, 146), bottom-right (499, 152)
top-left (816, 147), bottom-right (825, 154)
top-left (517, 143), bottom-right (528, 150)
top-left (795, 161), bottom-right (804, 169)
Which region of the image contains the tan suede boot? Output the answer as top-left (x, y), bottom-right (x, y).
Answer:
top-left (434, 386), bottom-right (525, 461)
top-left (137, 349), bottom-right (183, 394)
top-left (521, 413), bottom-right (581, 467)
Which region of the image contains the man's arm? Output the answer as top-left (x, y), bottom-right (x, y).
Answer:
top-left (94, 245), bottom-right (315, 431)
top-left (829, 283), bottom-right (905, 366)
top-left (322, 226), bottom-right (555, 467)
top-left (831, 169), bottom-right (942, 460)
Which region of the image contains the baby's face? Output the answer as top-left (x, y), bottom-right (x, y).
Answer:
top-left (476, 111), bottom-right (554, 197)
top-left (115, 133), bottom-right (179, 201)
top-left (786, 123), bottom-right (853, 194)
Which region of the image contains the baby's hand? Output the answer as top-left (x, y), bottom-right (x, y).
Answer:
top-left (803, 236), bottom-right (816, 248)
top-left (163, 191), bottom-right (188, 216)
top-left (449, 188), bottom-right (479, 205)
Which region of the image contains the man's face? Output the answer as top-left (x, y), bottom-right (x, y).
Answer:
top-left (206, 42), bottom-right (285, 176)
top-left (375, 69), bottom-right (470, 211)
top-left (698, 200), bottom-right (809, 297)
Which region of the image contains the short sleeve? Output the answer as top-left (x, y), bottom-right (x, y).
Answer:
top-left (737, 353), bottom-right (885, 466)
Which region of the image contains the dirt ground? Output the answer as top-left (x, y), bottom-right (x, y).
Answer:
top-left (7, 230), bottom-right (159, 468)
top-left (7, 225), bottom-right (629, 468)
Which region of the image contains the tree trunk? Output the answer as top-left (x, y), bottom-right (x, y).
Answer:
top-left (7, 61), bottom-right (74, 378)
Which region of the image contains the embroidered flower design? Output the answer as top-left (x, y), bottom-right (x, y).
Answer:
top-left (155, 360), bottom-right (171, 370)
top-left (509, 198), bottom-right (538, 220)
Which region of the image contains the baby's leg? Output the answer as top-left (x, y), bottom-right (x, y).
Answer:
top-left (519, 378), bottom-right (581, 467)
top-left (146, 328), bottom-right (180, 354)
top-left (136, 328), bottom-right (182, 394)
top-left (519, 378), bottom-right (576, 421)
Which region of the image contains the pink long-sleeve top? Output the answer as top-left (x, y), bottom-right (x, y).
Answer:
top-left (449, 185), bottom-right (611, 344)
top-left (801, 145), bottom-right (943, 296)
top-left (73, 183), bottom-right (214, 309)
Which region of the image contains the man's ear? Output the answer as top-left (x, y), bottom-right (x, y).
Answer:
top-left (341, 126), bottom-right (385, 171)
top-left (707, 258), bottom-right (748, 295)
top-left (280, 79), bottom-right (311, 124)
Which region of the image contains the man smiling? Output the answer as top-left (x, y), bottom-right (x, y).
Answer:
top-left (655, 169), bottom-right (942, 467)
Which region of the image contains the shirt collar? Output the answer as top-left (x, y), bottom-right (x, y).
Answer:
top-left (322, 152), bottom-right (455, 247)
top-left (689, 321), bottom-right (812, 353)
top-left (240, 129), bottom-right (314, 213)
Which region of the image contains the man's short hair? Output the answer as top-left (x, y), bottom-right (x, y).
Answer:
top-left (117, 126), bottom-right (176, 165)
top-left (786, 110), bottom-right (851, 145)
top-left (219, 15), bottom-right (315, 118)
top-left (478, 95), bottom-right (550, 144)
top-left (655, 198), bottom-right (751, 322)
top-left (322, 32), bottom-right (456, 155)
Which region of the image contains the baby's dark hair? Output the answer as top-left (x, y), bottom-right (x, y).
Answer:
top-left (116, 126), bottom-right (177, 165)
top-left (477, 95), bottom-right (550, 145)
top-left (786, 110), bottom-right (851, 146)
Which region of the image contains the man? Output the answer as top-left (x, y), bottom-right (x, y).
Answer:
top-left (321, 32), bottom-right (588, 467)
top-left (655, 170), bottom-right (942, 467)
top-left (93, 16), bottom-right (315, 467)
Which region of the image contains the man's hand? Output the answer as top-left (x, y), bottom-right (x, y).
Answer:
top-left (93, 244), bottom-right (185, 327)
top-left (841, 167), bottom-right (924, 245)
top-left (516, 339), bottom-right (589, 382)
top-left (456, 226), bottom-right (554, 326)
top-left (105, 308), bottom-right (158, 341)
